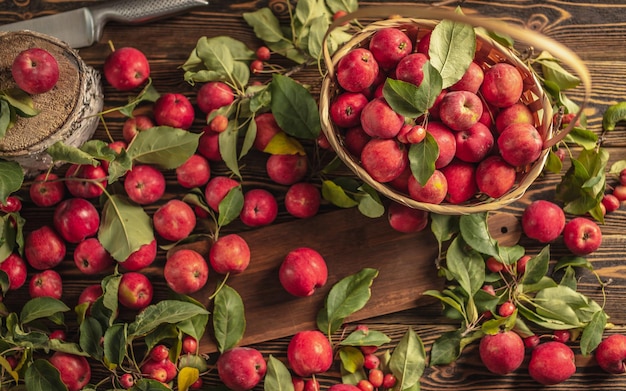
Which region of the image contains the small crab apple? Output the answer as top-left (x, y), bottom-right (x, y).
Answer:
top-left (285, 182), bottom-right (321, 219)
top-left (517, 254), bottom-right (531, 275)
top-left (357, 380), bottom-right (374, 391)
top-left (49, 352), bottom-right (91, 391)
top-left (122, 115), bottom-right (154, 143)
top-left (450, 61), bottom-right (484, 94)
top-left (53, 197), bottom-right (100, 244)
top-left (204, 176), bottom-right (240, 212)
top-left (498, 301), bottom-right (516, 317)
top-left (65, 163), bottom-right (107, 199)
top-left (524, 335), bottom-right (541, 349)
top-left (73, 237), bottom-right (114, 275)
top-left (336, 48), bottom-right (379, 92)
top-left (287, 330), bottom-right (333, 377)
top-left (120, 239), bottom-right (157, 271)
top-left (330, 91), bottom-right (369, 128)
top-left (382, 373), bottom-right (397, 388)
top-left (407, 169), bottom-right (448, 205)
top-left (182, 336), bottom-right (198, 354)
top-left (395, 53), bottom-right (429, 87)
top-left (476, 155), bottom-right (516, 199)
top-left (103, 46), bottom-right (150, 91)
top-left (153, 93), bottom-right (195, 130)
top-left (440, 160), bottom-right (477, 204)
top-left (196, 81), bottom-right (234, 114)
top-left (49, 330), bottom-right (66, 341)
top-left (479, 331), bottom-right (525, 375)
top-left (29, 269), bottom-right (63, 299)
top-left (266, 154), bottom-right (308, 186)
top-left (29, 172), bottom-right (65, 207)
top-left (209, 234), bottom-right (251, 274)
top-left (438, 90), bottom-right (484, 132)
top-left (176, 154), bottom-right (211, 189)
top-left (522, 200), bottom-right (566, 243)
top-left (360, 97), bottom-right (404, 139)
top-left (250, 59), bottom-right (264, 73)
top-left (141, 358), bottom-right (177, 383)
top-left (118, 272), bottom-right (153, 310)
top-left (361, 138), bottom-right (408, 183)
top-left (602, 193), bottom-right (620, 213)
top-left (368, 27), bottom-right (413, 70)
top-left (256, 46), bottom-right (271, 61)
top-left (12, 47), bottom-right (59, 94)
top-left (553, 330), bottom-right (571, 344)
top-left (387, 202), bottom-right (429, 233)
top-left (279, 247), bottom-right (328, 297)
top-left (329, 386), bottom-right (360, 391)
top-left (119, 373), bottom-right (134, 389)
top-left (0, 253), bottom-right (27, 290)
top-left (25, 225), bottom-right (66, 270)
top-left (0, 196), bottom-right (21, 213)
top-left (485, 256), bottom-right (504, 273)
top-left (240, 189), bottom-right (278, 227)
top-left (363, 354), bottom-right (380, 370)
top-left (164, 249), bottom-right (208, 294)
top-left (153, 199), bottom-right (196, 242)
top-left (614, 185), bottom-right (626, 202)
top-left (498, 123), bottom-right (543, 167)
top-left (480, 62), bottom-right (524, 108)
top-left (124, 164), bottom-right (166, 205)
top-left (595, 334), bottom-right (626, 374)
top-left (150, 345), bottom-right (169, 362)
top-left (528, 341), bottom-right (576, 385)
top-left (368, 368), bottom-right (384, 387)
top-left (563, 217), bottom-right (602, 255)
top-left (217, 347), bottom-right (267, 391)
top-left (398, 124), bottom-right (427, 144)
top-left (305, 379), bottom-right (321, 391)
top-left (208, 114), bottom-right (228, 133)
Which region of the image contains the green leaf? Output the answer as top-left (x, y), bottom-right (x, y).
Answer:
top-left (0, 160), bottom-right (24, 203)
top-left (46, 141), bottom-right (99, 166)
top-left (270, 74), bottom-right (321, 140)
top-left (128, 300), bottom-right (209, 338)
top-left (2, 88), bottom-right (40, 117)
top-left (217, 185), bottom-right (244, 227)
top-left (317, 268), bottom-right (378, 336)
top-left (445, 236), bottom-right (485, 296)
top-left (356, 184), bottom-right (385, 218)
top-left (321, 180), bottom-right (359, 208)
top-left (103, 323), bottom-right (127, 366)
top-left (0, 99), bottom-right (11, 138)
top-left (218, 121), bottom-right (242, 179)
top-left (409, 134), bottom-right (439, 186)
top-left (20, 297), bottom-right (70, 325)
top-left (339, 346), bottom-right (364, 373)
top-left (197, 41), bottom-right (234, 77)
top-left (538, 53), bottom-right (581, 90)
top-left (243, 8), bottom-right (286, 43)
top-left (79, 316), bottom-right (104, 360)
top-left (264, 355), bottom-right (295, 391)
top-left (389, 328), bottom-right (425, 389)
top-left (118, 83), bottom-right (161, 117)
top-left (521, 245), bottom-right (550, 285)
top-left (423, 289), bottom-right (465, 317)
top-left (580, 310), bottom-right (607, 356)
top-left (459, 213), bottom-right (499, 258)
top-left (340, 329), bottom-right (391, 347)
top-left (25, 359), bottom-right (67, 391)
top-left (383, 65), bottom-right (443, 117)
top-left (554, 255), bottom-right (593, 272)
top-left (564, 127), bottom-right (598, 150)
top-left (428, 17), bottom-right (476, 88)
top-left (126, 127), bottom-right (200, 169)
top-left (307, 15), bottom-right (329, 59)
top-left (80, 140), bottom-right (118, 162)
top-left (213, 284), bottom-right (246, 353)
top-left (98, 194), bottom-right (154, 262)
top-left (326, 0), bottom-right (358, 13)
top-left (545, 149), bottom-right (563, 174)
top-left (429, 329), bottom-right (463, 366)
top-left (132, 378), bottom-right (173, 391)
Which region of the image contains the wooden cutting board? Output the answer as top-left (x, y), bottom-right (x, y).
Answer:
top-left (180, 207), bottom-right (444, 353)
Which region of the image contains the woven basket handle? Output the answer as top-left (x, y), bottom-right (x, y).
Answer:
top-left (322, 5), bottom-right (591, 150)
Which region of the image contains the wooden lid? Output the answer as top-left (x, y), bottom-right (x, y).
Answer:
top-left (0, 30), bottom-right (103, 175)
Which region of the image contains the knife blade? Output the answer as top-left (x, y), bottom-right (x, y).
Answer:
top-left (0, 0), bottom-right (209, 48)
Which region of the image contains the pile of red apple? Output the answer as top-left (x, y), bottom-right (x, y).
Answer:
top-left (328, 26), bottom-right (545, 206)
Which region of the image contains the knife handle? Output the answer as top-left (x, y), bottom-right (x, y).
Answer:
top-left (90, 0), bottom-right (209, 40)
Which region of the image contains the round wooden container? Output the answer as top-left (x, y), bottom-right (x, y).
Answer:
top-left (319, 6), bottom-right (591, 215)
top-left (0, 31), bottom-right (103, 176)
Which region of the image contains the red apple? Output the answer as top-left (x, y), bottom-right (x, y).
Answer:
top-left (360, 138), bottom-right (408, 183)
top-left (522, 200), bottom-right (566, 243)
top-left (49, 352), bottom-right (91, 391)
top-left (344, 126), bottom-right (371, 157)
top-left (217, 347), bottom-right (267, 391)
top-left (285, 182), bottom-right (321, 219)
top-left (454, 122), bottom-right (494, 163)
top-left (120, 239), bottom-right (157, 271)
top-left (196, 81), bottom-right (234, 114)
top-left (450, 61), bottom-right (484, 94)
top-left (495, 102), bottom-right (534, 134)
top-left (595, 334), bottom-right (626, 374)
top-left (24, 225), bottom-right (66, 270)
top-left (65, 164), bottom-right (108, 199)
top-left (438, 90), bottom-right (484, 132)
top-left (426, 122), bottom-right (457, 169)
top-left (287, 330), bottom-right (333, 377)
top-left (124, 164), bottom-right (166, 205)
top-left (153, 93), bottom-right (195, 130)
top-left (77, 284), bottom-right (103, 314)
top-left (498, 123), bottom-right (543, 167)
top-left (164, 249), bottom-right (209, 294)
top-left (480, 62), bottom-right (524, 108)
top-left (29, 269), bottom-right (62, 299)
top-left (528, 341), bottom-right (576, 385)
top-left (360, 97), bottom-right (404, 139)
top-left (53, 198), bottom-right (100, 244)
top-left (176, 154), bottom-right (211, 189)
top-left (197, 127), bottom-right (222, 161)
top-left (12, 47), bottom-right (59, 94)
top-left (387, 202), bottom-right (429, 233)
top-left (563, 217), bottom-right (602, 255)
top-left (395, 53), bottom-right (429, 87)
top-left (209, 234), bottom-right (251, 274)
top-left (279, 247), bottom-right (328, 297)
top-left (103, 47), bottom-right (150, 91)
top-left (407, 170), bottom-right (448, 204)
top-left (253, 112), bottom-right (283, 151)
top-left (204, 176), bottom-right (240, 212)
top-left (73, 237), bottom-right (115, 275)
top-left (122, 115), bottom-right (154, 143)
top-left (0, 253), bottom-right (27, 290)
top-left (475, 155), bottom-right (516, 199)
top-left (153, 199), bottom-right (196, 242)
top-left (479, 331), bottom-right (525, 374)
top-left (330, 92), bottom-right (369, 128)
top-left (441, 160), bottom-right (477, 204)
top-left (368, 27), bottom-right (413, 70)
top-left (29, 172), bottom-right (65, 207)
top-left (118, 272), bottom-right (153, 310)
top-left (266, 154), bottom-right (308, 186)
top-left (336, 48), bottom-right (379, 92)
top-left (240, 188), bottom-right (278, 227)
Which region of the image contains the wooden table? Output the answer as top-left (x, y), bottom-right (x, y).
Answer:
top-left (3, 0), bottom-right (626, 390)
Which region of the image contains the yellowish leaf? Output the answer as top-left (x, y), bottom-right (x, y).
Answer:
top-left (178, 366), bottom-right (200, 391)
top-left (263, 132), bottom-right (305, 155)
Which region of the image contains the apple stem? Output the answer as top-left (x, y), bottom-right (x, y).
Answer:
top-left (208, 275), bottom-right (230, 300)
top-left (108, 40), bottom-right (116, 53)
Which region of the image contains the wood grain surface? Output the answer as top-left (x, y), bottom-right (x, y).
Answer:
top-left (4, 0), bottom-right (626, 390)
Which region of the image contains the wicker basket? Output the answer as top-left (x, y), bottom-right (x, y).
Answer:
top-left (319, 6), bottom-right (591, 215)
